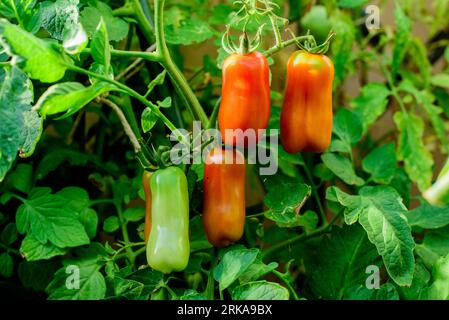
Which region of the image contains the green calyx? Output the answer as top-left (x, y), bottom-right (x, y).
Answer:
top-left (222, 24), bottom-right (265, 55)
top-left (295, 31), bottom-right (335, 55)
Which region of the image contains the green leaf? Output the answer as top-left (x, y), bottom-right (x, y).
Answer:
top-left (362, 143), bottom-right (397, 184)
top-left (180, 289), bottom-right (207, 300)
top-left (321, 153), bottom-right (365, 186)
top-left (391, 4), bottom-right (411, 80)
top-left (15, 187), bottom-right (90, 248)
top-left (430, 74), bottom-right (449, 89)
top-left (351, 83), bottom-right (390, 133)
top-left (415, 226), bottom-right (449, 266)
top-left (326, 186), bottom-right (415, 286)
top-left (141, 107), bottom-right (158, 133)
top-left (305, 224), bottom-right (379, 299)
top-left (123, 207), bottom-right (145, 222)
top-left (1, 222), bottom-right (18, 245)
top-left (300, 5), bottom-right (332, 43)
top-left (394, 111), bottom-right (433, 191)
top-left (18, 260), bottom-right (60, 291)
top-left (333, 108), bottom-right (363, 145)
top-left (103, 216), bottom-right (119, 233)
top-left (157, 97), bottom-right (172, 109)
top-left (165, 17), bottom-right (214, 45)
top-left (111, 277), bottom-right (145, 299)
top-left (231, 281), bottom-right (289, 300)
top-left (409, 38), bottom-right (430, 87)
top-left (79, 208), bottom-right (98, 239)
top-left (0, 66), bottom-right (42, 182)
top-left (0, 0), bottom-right (40, 32)
top-left (398, 80), bottom-right (448, 154)
top-left (345, 282), bottom-right (399, 300)
top-left (214, 247), bottom-right (259, 291)
top-left (263, 182), bottom-right (313, 228)
top-left (406, 204), bottom-right (449, 229)
top-left (337, 0), bottom-right (369, 8)
top-left (145, 70), bottom-right (166, 96)
top-left (47, 243), bottom-right (107, 300)
top-left (127, 268), bottom-right (165, 298)
top-left (40, 0), bottom-right (79, 41)
top-left (239, 259), bottom-right (278, 284)
top-left (397, 262), bottom-right (430, 300)
top-left (80, 2), bottom-right (128, 42)
top-left (62, 22), bottom-right (88, 55)
top-left (36, 81), bottom-right (112, 118)
top-left (91, 17), bottom-right (110, 74)
top-left (35, 149), bottom-right (90, 180)
top-left (0, 19), bottom-right (70, 82)
top-left (189, 215), bottom-right (212, 252)
top-left (20, 234), bottom-right (67, 261)
top-left (330, 11), bottom-right (355, 86)
top-left (10, 163), bottom-right (33, 193)
top-left (428, 254), bottom-right (449, 299)
top-left (57, 186), bottom-right (90, 212)
top-left (0, 252), bottom-right (13, 277)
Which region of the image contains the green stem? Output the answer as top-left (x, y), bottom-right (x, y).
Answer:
top-left (113, 6), bottom-right (135, 17)
top-left (246, 210), bottom-right (270, 219)
top-left (264, 35), bottom-right (314, 56)
top-left (82, 48), bottom-right (160, 61)
top-left (206, 97), bottom-right (221, 130)
top-left (204, 254), bottom-right (216, 300)
top-left (269, 14), bottom-right (282, 49)
top-left (67, 65), bottom-right (181, 140)
top-left (262, 218), bottom-right (336, 261)
top-left (163, 285), bottom-right (178, 299)
top-left (271, 270), bottom-right (299, 300)
top-left (89, 198), bottom-right (116, 206)
top-left (132, 246), bottom-right (147, 259)
top-left (300, 160), bottom-right (327, 226)
top-left (424, 170), bottom-right (449, 205)
top-left (0, 242), bottom-right (20, 256)
top-left (115, 204), bottom-right (135, 265)
top-left (153, 0), bottom-right (209, 127)
top-left (131, 0), bottom-right (155, 43)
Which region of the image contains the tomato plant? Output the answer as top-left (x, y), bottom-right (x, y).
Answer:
top-left (1, 0), bottom-right (449, 302)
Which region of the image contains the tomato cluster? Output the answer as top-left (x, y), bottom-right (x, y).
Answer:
top-left (144, 49), bottom-right (334, 274)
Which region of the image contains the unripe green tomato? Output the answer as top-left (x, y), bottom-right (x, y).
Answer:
top-left (146, 166), bottom-right (190, 274)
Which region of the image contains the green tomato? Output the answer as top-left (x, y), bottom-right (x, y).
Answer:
top-left (301, 5), bottom-right (332, 44)
top-left (146, 166), bottom-right (190, 274)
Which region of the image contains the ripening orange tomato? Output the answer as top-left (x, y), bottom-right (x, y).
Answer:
top-left (280, 51), bottom-right (334, 153)
top-left (202, 148), bottom-right (246, 247)
top-left (218, 52), bottom-right (271, 148)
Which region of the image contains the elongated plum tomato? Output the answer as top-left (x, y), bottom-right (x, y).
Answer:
top-left (218, 52), bottom-right (271, 148)
top-left (203, 147), bottom-right (246, 247)
top-left (146, 167), bottom-right (189, 274)
top-left (280, 51), bottom-right (334, 153)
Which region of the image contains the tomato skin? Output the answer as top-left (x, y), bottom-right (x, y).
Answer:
top-left (142, 171), bottom-right (152, 243)
top-left (146, 167), bottom-right (189, 274)
top-left (280, 51), bottom-right (334, 153)
top-left (218, 52), bottom-right (271, 148)
top-left (203, 148), bottom-right (246, 247)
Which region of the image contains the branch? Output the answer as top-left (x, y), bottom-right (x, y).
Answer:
top-left (99, 98), bottom-right (141, 153)
top-left (153, 0), bottom-right (209, 127)
top-left (264, 35), bottom-right (314, 56)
